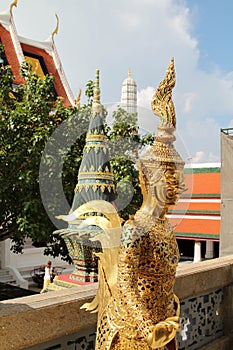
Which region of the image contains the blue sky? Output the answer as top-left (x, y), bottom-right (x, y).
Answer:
top-left (1, 0), bottom-right (233, 163)
top-left (188, 0), bottom-right (233, 73)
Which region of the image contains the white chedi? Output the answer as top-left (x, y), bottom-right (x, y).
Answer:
top-left (120, 69), bottom-right (137, 114)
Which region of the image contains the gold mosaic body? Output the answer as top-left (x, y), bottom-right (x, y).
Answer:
top-left (95, 218), bottom-right (180, 350)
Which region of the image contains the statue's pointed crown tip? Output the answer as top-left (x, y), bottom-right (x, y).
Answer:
top-left (168, 57), bottom-right (175, 69)
top-left (151, 57), bottom-right (176, 130)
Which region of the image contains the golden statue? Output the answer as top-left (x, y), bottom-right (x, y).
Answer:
top-left (78, 59), bottom-right (185, 349)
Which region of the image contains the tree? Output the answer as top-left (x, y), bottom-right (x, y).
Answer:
top-left (0, 46), bottom-right (89, 260)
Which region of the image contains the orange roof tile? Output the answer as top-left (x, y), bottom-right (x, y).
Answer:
top-left (0, 23), bottom-right (24, 84)
top-left (168, 165), bottom-right (221, 241)
top-left (184, 169), bottom-right (220, 196)
top-left (170, 201), bottom-right (220, 213)
top-left (169, 217), bottom-right (220, 240)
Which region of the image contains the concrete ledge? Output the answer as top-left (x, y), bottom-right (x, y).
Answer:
top-left (175, 255), bottom-right (233, 299)
top-left (0, 284), bottom-right (98, 350)
top-left (198, 334), bottom-right (233, 350)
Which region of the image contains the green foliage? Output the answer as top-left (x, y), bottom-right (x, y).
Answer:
top-left (112, 107), bottom-right (138, 126)
top-left (0, 44), bottom-right (16, 113)
top-left (84, 80), bottom-right (94, 106)
top-left (0, 55), bottom-right (88, 261)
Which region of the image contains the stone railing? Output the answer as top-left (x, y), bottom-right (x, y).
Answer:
top-left (0, 256), bottom-right (232, 350)
top-left (175, 256), bottom-right (233, 349)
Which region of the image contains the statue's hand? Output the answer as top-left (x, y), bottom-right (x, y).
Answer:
top-left (147, 316), bottom-right (179, 349)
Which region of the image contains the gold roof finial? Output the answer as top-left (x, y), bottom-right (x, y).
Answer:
top-left (128, 69), bottom-right (131, 78)
top-left (52, 14), bottom-right (59, 42)
top-left (151, 57), bottom-right (176, 129)
top-left (9, 0), bottom-right (18, 15)
top-left (75, 88), bottom-right (82, 110)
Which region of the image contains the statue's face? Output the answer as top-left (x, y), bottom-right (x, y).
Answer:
top-left (164, 166), bottom-right (185, 206)
top-left (150, 165), bottom-right (185, 211)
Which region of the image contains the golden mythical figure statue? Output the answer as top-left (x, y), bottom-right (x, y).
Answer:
top-left (60, 59), bottom-right (185, 349)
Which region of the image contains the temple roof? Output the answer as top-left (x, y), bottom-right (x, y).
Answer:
top-left (0, 4), bottom-right (75, 107)
top-left (167, 163), bottom-right (221, 241)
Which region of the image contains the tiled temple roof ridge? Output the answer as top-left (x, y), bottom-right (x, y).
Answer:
top-left (0, 4), bottom-right (75, 106)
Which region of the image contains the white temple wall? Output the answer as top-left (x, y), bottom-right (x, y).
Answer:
top-left (0, 238), bottom-right (70, 270)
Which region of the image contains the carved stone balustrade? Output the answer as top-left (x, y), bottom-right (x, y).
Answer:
top-left (0, 256), bottom-right (232, 350)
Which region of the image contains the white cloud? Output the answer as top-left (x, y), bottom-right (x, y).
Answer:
top-left (137, 87), bottom-right (154, 109)
top-left (188, 151), bottom-right (219, 164)
top-left (191, 151), bottom-right (205, 163)
top-left (178, 117), bottom-right (221, 163)
top-left (182, 92), bottom-right (197, 113)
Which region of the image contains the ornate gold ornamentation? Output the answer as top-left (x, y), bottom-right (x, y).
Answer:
top-left (52, 14), bottom-right (59, 42)
top-left (74, 182), bottom-right (115, 193)
top-left (75, 88), bottom-right (82, 109)
top-left (9, 0), bottom-right (18, 15)
top-left (86, 134), bottom-right (108, 142)
top-left (24, 56), bottom-right (45, 78)
top-left (57, 200), bottom-right (122, 287)
top-left (80, 59), bottom-right (185, 350)
top-left (151, 58), bottom-right (176, 129)
top-left (57, 200), bottom-right (121, 229)
top-left (78, 171), bottom-right (114, 179)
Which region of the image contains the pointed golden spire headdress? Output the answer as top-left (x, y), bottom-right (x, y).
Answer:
top-left (140, 58), bottom-right (184, 169)
top-left (151, 58), bottom-right (176, 129)
top-left (9, 0), bottom-right (18, 15)
top-left (52, 14), bottom-right (59, 42)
